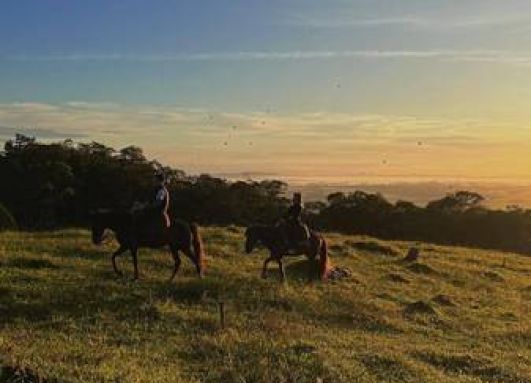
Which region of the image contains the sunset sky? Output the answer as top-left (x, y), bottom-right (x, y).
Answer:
top-left (1, 1), bottom-right (531, 181)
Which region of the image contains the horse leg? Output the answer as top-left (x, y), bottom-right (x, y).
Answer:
top-left (168, 245), bottom-right (182, 282)
top-left (262, 256), bottom-right (275, 279)
top-left (131, 246), bottom-right (139, 280)
top-left (277, 258), bottom-right (286, 282)
top-left (112, 246), bottom-right (127, 276)
top-left (183, 247), bottom-right (202, 278)
top-left (306, 235), bottom-right (321, 281)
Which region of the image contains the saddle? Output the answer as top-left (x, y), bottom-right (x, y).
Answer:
top-left (131, 206), bottom-right (170, 241)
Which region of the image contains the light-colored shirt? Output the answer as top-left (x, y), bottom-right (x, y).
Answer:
top-left (156, 187), bottom-right (168, 204)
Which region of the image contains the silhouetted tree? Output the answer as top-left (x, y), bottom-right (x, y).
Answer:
top-left (1, 135), bottom-right (531, 255)
top-left (427, 191), bottom-right (484, 212)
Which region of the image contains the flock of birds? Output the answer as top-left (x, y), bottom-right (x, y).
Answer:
top-left (204, 82), bottom-right (428, 169)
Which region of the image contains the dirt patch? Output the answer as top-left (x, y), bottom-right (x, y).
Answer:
top-left (407, 262), bottom-right (437, 275)
top-left (404, 301), bottom-right (438, 317)
top-left (346, 240), bottom-right (400, 256)
top-left (432, 294), bottom-right (455, 307)
top-left (387, 273), bottom-right (410, 284)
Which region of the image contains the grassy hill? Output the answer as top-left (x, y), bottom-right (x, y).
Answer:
top-left (0, 228), bottom-right (529, 383)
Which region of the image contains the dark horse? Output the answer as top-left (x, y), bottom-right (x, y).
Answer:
top-left (91, 210), bottom-right (205, 280)
top-left (244, 225), bottom-right (330, 281)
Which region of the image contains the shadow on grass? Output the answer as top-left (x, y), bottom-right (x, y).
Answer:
top-left (412, 352), bottom-right (527, 383)
top-left (48, 245), bottom-right (108, 261)
top-left (0, 363), bottom-right (65, 383)
top-left (283, 258), bottom-right (321, 281)
top-left (360, 354), bottom-right (416, 382)
top-left (346, 240), bottom-right (400, 256)
top-left (5, 258), bottom-right (58, 270)
top-left (179, 337), bottom-right (338, 383)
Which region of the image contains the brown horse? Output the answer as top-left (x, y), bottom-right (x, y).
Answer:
top-left (244, 225), bottom-right (330, 281)
top-left (91, 210), bottom-right (205, 280)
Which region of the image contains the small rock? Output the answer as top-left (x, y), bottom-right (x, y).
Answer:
top-left (404, 247), bottom-right (420, 262)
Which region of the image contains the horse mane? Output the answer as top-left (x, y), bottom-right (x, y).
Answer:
top-left (92, 208), bottom-right (132, 232)
top-left (246, 224), bottom-right (288, 253)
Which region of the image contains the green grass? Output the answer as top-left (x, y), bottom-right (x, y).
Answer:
top-left (0, 228), bottom-right (529, 383)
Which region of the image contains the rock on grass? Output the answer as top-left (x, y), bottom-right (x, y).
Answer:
top-left (403, 247), bottom-right (420, 262)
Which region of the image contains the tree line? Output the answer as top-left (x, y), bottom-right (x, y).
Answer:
top-left (1, 134), bottom-right (531, 255)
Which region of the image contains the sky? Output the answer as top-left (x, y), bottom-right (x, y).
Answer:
top-left (1, 0), bottom-right (531, 181)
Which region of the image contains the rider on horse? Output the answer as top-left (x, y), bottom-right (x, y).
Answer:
top-left (131, 172), bottom-right (170, 237)
top-left (281, 192), bottom-right (310, 250)
top-left (153, 172), bottom-right (170, 228)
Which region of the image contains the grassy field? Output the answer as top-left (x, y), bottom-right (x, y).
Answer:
top-left (0, 227), bottom-right (529, 383)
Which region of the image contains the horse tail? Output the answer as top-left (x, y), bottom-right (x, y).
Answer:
top-left (190, 223), bottom-right (205, 275)
top-left (319, 237), bottom-right (330, 281)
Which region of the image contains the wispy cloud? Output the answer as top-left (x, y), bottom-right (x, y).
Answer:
top-left (284, 10), bottom-right (530, 30)
top-left (0, 102), bottom-right (521, 142)
top-left (2, 50), bottom-right (531, 66)
top-left (287, 15), bottom-right (527, 29)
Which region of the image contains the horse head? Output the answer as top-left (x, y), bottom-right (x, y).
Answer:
top-left (244, 226), bottom-right (260, 254)
top-left (89, 209), bottom-right (110, 245)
